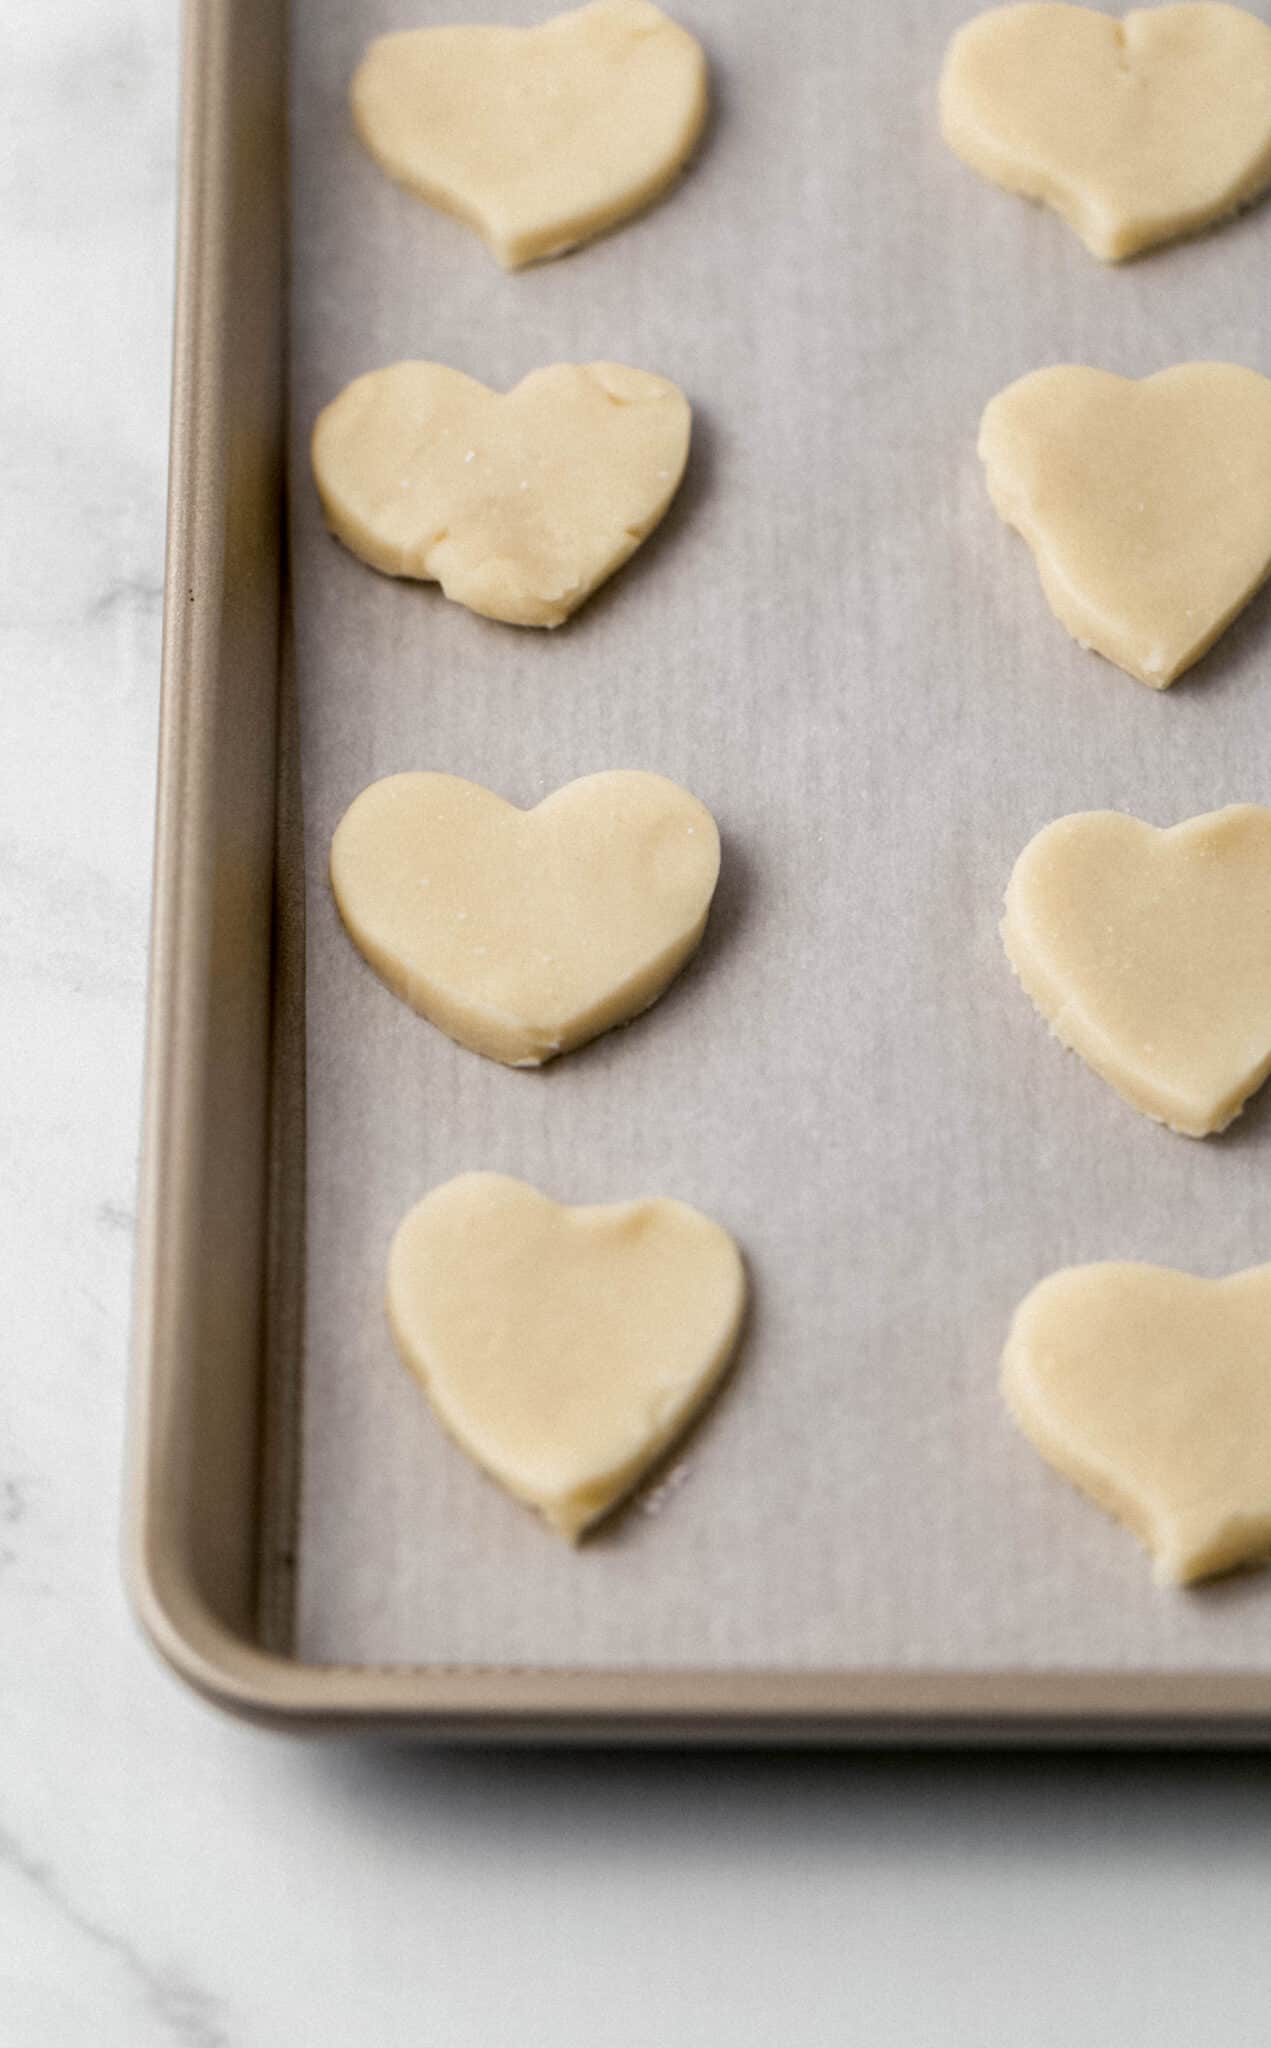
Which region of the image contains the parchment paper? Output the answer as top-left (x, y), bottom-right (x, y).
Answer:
top-left (289, 0), bottom-right (1271, 1671)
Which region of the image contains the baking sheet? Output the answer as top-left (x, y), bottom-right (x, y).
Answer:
top-left (288, 0), bottom-right (1271, 1673)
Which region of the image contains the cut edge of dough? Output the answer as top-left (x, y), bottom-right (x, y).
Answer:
top-left (1001, 809), bottom-right (1271, 1136)
top-left (1001, 1317), bottom-right (1175, 1574)
top-left (310, 362), bottom-right (692, 629)
top-left (386, 1183), bottom-right (747, 1541)
top-left (535, 1250), bottom-right (745, 1541)
top-left (350, 9), bottom-right (709, 270)
top-left (329, 771), bottom-right (721, 1067)
top-left (1000, 894), bottom-right (1217, 1136)
top-left (977, 373), bottom-right (1271, 688)
top-left (1002, 1264), bottom-right (1271, 1586)
top-left (939, 73), bottom-right (1123, 262)
top-left (939, 9), bottom-right (1271, 263)
top-left (333, 877), bottom-right (716, 1068)
top-left (978, 406), bottom-right (1172, 687)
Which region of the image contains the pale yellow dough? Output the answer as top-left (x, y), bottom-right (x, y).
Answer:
top-left (1004, 806), bottom-right (1271, 1136)
top-left (311, 359), bottom-right (690, 627)
top-left (1003, 1261), bottom-right (1271, 1583)
top-left (941, 3), bottom-right (1271, 261)
top-left (979, 363), bottom-right (1271, 686)
top-left (387, 1173), bottom-right (746, 1539)
top-left (352, 0), bottom-right (708, 268)
top-left (331, 769), bottom-right (720, 1066)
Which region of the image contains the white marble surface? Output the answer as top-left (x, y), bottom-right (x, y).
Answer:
top-left (2, 4), bottom-right (1271, 2043)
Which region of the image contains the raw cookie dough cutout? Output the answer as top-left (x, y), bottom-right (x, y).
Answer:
top-left (941, 3), bottom-right (1271, 260)
top-left (387, 1172), bottom-right (746, 1539)
top-left (979, 363), bottom-right (1271, 686)
top-left (1004, 806), bottom-right (1271, 1136)
top-left (352, 0), bottom-right (708, 269)
top-left (331, 769), bottom-right (721, 1066)
top-left (1003, 1260), bottom-right (1271, 1583)
top-left (312, 359), bottom-right (691, 627)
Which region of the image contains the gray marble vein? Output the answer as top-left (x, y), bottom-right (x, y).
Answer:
top-left (0, 1822), bottom-right (232, 2048)
top-left (0, 1476), bottom-right (28, 1574)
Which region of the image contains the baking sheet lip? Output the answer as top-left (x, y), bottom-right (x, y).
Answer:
top-left (127, 0), bottom-right (288, 1693)
top-left (130, 1552), bottom-right (1271, 1735)
top-left (126, 0), bottom-right (229, 1683)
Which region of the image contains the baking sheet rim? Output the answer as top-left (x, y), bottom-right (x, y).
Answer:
top-left (126, 0), bottom-right (1271, 1737)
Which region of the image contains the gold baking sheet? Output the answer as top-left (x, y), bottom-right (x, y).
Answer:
top-left (128, 0), bottom-right (1271, 1736)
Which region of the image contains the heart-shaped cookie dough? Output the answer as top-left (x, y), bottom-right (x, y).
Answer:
top-left (352, 0), bottom-right (708, 269)
top-left (1004, 806), bottom-right (1271, 1135)
top-left (941, 3), bottom-right (1271, 260)
top-left (331, 769), bottom-right (719, 1066)
top-left (387, 1172), bottom-right (746, 1538)
top-left (312, 359), bottom-right (691, 627)
top-left (979, 363), bottom-right (1271, 686)
top-left (1003, 1260), bottom-right (1271, 1583)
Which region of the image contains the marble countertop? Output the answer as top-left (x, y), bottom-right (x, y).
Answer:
top-left (3, 4), bottom-right (1271, 2043)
